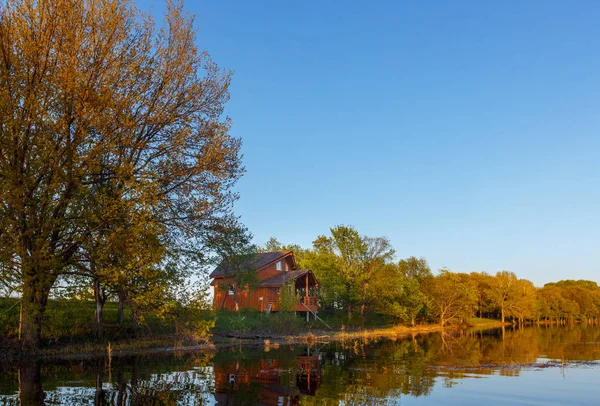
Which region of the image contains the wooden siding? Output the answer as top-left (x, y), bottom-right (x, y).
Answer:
top-left (255, 252), bottom-right (296, 281)
top-left (213, 281), bottom-right (318, 313)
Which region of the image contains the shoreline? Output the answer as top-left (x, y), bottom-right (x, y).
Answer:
top-left (1, 322), bottom-right (509, 364)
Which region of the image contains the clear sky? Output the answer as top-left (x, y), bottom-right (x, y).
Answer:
top-left (140, 1), bottom-right (600, 286)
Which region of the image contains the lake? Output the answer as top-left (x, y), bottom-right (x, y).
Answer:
top-left (1, 325), bottom-right (600, 405)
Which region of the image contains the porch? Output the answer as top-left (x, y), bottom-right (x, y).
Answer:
top-left (258, 269), bottom-right (319, 313)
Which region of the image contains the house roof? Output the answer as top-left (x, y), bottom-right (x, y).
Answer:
top-left (209, 251), bottom-right (289, 278)
top-left (259, 270), bottom-right (314, 287)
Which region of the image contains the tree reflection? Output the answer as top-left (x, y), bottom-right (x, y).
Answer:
top-left (18, 361), bottom-right (43, 406)
top-left (1, 325), bottom-right (600, 405)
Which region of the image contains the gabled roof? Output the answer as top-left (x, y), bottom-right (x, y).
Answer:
top-left (259, 270), bottom-right (314, 287)
top-left (209, 251), bottom-right (290, 278)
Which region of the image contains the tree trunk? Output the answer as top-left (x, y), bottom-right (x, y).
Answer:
top-left (118, 291), bottom-right (126, 325)
top-left (132, 302), bottom-right (139, 332)
top-left (360, 303), bottom-right (365, 317)
top-left (347, 304), bottom-right (352, 320)
top-left (20, 276), bottom-right (53, 349)
top-left (411, 315), bottom-right (416, 327)
top-left (501, 308), bottom-right (505, 324)
top-left (93, 278), bottom-right (106, 340)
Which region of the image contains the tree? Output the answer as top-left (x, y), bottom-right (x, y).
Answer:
top-left (0, 0), bottom-right (242, 347)
top-left (402, 278), bottom-right (430, 326)
top-left (398, 257), bottom-right (432, 283)
top-left (397, 256), bottom-right (432, 325)
top-left (301, 236), bottom-right (345, 311)
top-left (487, 271), bottom-right (519, 323)
top-left (326, 225), bottom-right (395, 318)
top-left (470, 272), bottom-right (494, 319)
top-left (512, 279), bottom-right (537, 324)
top-left (423, 270), bottom-right (477, 327)
top-left (261, 237), bottom-right (283, 252)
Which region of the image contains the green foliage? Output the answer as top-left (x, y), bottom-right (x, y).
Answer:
top-left (278, 282), bottom-right (299, 312)
top-left (301, 225), bottom-right (395, 317)
top-left (212, 309), bottom-right (307, 336)
top-left (260, 237), bottom-right (284, 252)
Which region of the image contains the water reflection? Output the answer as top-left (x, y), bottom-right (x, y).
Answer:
top-left (1, 324), bottom-right (600, 405)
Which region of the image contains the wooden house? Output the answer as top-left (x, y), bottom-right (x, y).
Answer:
top-left (210, 250), bottom-right (319, 315)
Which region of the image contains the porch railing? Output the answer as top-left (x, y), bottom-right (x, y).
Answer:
top-left (301, 296), bottom-right (317, 307)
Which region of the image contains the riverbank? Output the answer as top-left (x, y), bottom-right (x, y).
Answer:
top-left (0, 307), bottom-right (510, 363)
top-left (1, 321), bottom-right (490, 364)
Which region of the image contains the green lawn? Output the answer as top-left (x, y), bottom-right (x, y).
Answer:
top-left (469, 317), bottom-right (503, 326)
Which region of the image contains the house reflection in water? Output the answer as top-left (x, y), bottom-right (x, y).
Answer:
top-left (214, 346), bottom-right (320, 405)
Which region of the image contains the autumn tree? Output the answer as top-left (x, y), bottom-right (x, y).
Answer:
top-left (424, 269), bottom-right (477, 327)
top-left (511, 279), bottom-right (537, 324)
top-left (470, 272), bottom-right (494, 319)
top-left (0, 0), bottom-right (242, 347)
top-left (487, 271), bottom-right (519, 324)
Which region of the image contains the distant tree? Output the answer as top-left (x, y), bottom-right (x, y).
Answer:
top-left (326, 225), bottom-right (395, 317)
top-left (512, 279), bottom-right (537, 324)
top-left (398, 257), bottom-right (433, 283)
top-left (424, 270), bottom-right (477, 327)
top-left (373, 265), bottom-right (429, 326)
top-left (397, 256), bottom-right (433, 325)
top-left (470, 272), bottom-right (495, 319)
top-left (301, 236), bottom-right (345, 311)
top-left (261, 237), bottom-right (284, 252)
top-left (487, 271), bottom-right (519, 324)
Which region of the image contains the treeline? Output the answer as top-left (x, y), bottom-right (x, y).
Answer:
top-left (0, 0), bottom-right (242, 348)
top-left (263, 225), bottom-right (600, 326)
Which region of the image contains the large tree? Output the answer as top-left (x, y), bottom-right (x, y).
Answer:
top-left (424, 269), bottom-right (477, 327)
top-left (0, 0), bottom-right (242, 347)
top-left (487, 271), bottom-right (519, 324)
top-left (312, 225), bottom-right (395, 318)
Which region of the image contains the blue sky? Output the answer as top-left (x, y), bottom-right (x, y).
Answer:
top-left (141, 1), bottom-right (600, 286)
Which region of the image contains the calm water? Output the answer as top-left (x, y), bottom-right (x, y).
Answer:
top-left (1, 325), bottom-right (600, 405)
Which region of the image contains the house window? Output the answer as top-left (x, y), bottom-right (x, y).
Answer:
top-left (228, 288), bottom-right (234, 295)
top-left (276, 261), bottom-right (282, 271)
top-left (285, 263), bottom-right (289, 272)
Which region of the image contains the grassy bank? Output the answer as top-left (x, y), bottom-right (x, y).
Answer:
top-left (1, 297), bottom-right (507, 361)
top-left (468, 317), bottom-right (511, 328)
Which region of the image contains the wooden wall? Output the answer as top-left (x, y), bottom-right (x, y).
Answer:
top-left (213, 282), bottom-right (281, 312)
top-left (256, 253), bottom-right (296, 281)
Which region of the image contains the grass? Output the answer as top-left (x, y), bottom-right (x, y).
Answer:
top-left (212, 309), bottom-right (309, 337)
top-left (0, 297), bottom-right (174, 346)
top-left (468, 317), bottom-right (505, 326)
top-left (316, 309), bottom-right (396, 331)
